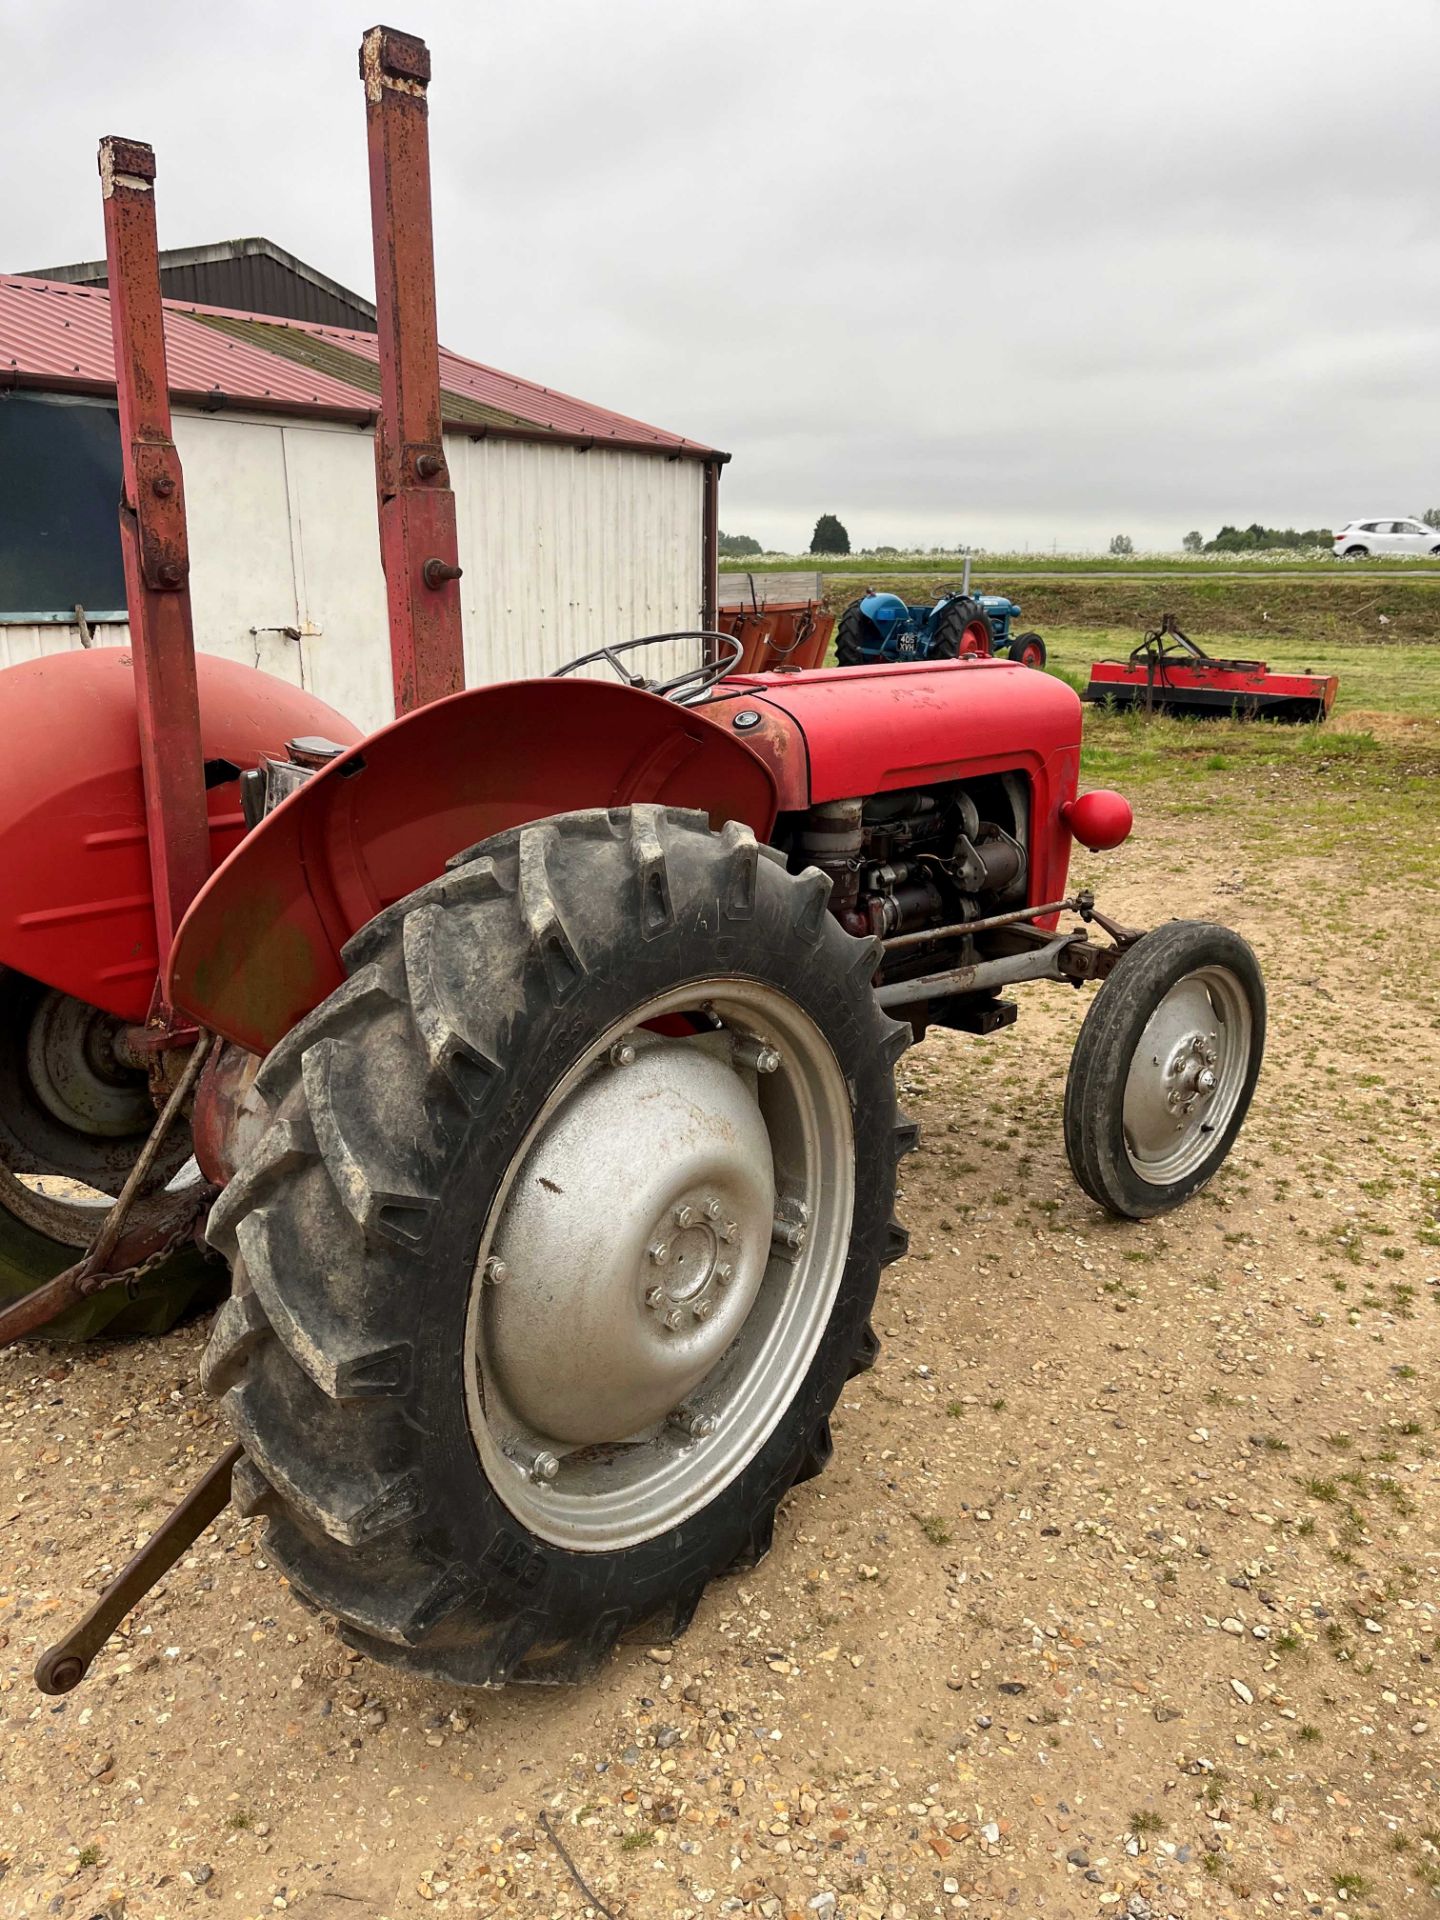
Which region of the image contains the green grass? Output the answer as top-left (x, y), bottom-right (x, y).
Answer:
top-left (807, 564), bottom-right (1440, 645)
top-left (731, 550), bottom-right (1440, 575)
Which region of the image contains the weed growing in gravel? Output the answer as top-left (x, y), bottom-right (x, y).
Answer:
top-left (621, 1830), bottom-right (655, 1851)
top-left (1332, 1871), bottom-right (1372, 1896)
top-left (1130, 1808), bottom-right (1165, 1835)
top-left (913, 1514), bottom-right (952, 1547)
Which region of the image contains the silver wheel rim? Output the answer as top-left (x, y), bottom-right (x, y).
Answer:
top-left (0, 985), bottom-right (196, 1248)
top-left (463, 980), bottom-right (855, 1552)
top-left (1122, 965), bottom-right (1252, 1186)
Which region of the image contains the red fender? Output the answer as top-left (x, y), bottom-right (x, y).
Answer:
top-left (0, 649), bottom-right (361, 1021)
top-left (166, 679), bottom-right (779, 1056)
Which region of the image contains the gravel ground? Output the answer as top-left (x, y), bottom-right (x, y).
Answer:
top-left (2, 803), bottom-right (1437, 1920)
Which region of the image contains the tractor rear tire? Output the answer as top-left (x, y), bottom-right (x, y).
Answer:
top-left (0, 969), bottom-right (220, 1340)
top-left (202, 806), bottom-right (912, 1686)
top-left (929, 597), bottom-right (993, 659)
top-left (1063, 921), bottom-right (1265, 1220)
top-left (1010, 632), bottom-right (1047, 669)
top-left (835, 599), bottom-right (872, 666)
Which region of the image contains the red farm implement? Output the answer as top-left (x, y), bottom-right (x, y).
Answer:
top-left (0, 28), bottom-right (1265, 1695)
top-left (1083, 614), bottom-right (1338, 722)
top-left (716, 569), bottom-right (835, 673)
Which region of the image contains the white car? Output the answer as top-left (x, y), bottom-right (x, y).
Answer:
top-left (1332, 517), bottom-right (1440, 558)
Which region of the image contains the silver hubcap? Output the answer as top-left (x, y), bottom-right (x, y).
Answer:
top-left (464, 981), bottom-right (854, 1551)
top-left (25, 989), bottom-right (149, 1138)
top-left (1122, 965), bottom-right (1253, 1185)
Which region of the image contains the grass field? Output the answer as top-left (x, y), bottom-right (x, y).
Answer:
top-left (802, 568), bottom-right (1440, 644)
top-left (1056, 630), bottom-right (1440, 897)
top-left (729, 550), bottom-right (1440, 575)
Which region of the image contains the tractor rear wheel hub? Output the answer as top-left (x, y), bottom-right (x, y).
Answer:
top-left (466, 979), bottom-right (854, 1553)
top-left (25, 990), bottom-right (149, 1139)
top-left (486, 1040), bottom-right (774, 1446)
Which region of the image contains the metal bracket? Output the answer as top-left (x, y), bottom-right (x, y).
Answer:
top-left (35, 1445), bottom-right (241, 1693)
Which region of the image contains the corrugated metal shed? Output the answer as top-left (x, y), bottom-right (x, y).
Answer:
top-left (21, 238), bottom-right (378, 332)
top-left (0, 274), bottom-right (722, 458)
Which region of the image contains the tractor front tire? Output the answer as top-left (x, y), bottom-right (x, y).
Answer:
top-left (1010, 632), bottom-right (1047, 669)
top-left (1063, 921), bottom-right (1265, 1220)
top-left (835, 599), bottom-right (872, 666)
top-left (202, 806), bottom-right (911, 1686)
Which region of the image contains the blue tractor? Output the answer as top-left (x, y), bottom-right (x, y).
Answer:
top-left (836, 569), bottom-right (1047, 671)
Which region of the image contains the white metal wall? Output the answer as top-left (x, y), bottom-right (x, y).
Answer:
top-left (2, 409), bottom-right (707, 736)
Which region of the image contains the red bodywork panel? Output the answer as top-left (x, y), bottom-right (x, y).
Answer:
top-left (168, 659), bottom-right (1088, 1058)
top-left (166, 678), bottom-right (779, 1057)
top-left (0, 648), bottom-right (360, 1021)
top-left (700, 659), bottom-right (1085, 908)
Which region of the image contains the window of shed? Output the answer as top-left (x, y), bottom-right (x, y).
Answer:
top-left (0, 393), bottom-right (127, 620)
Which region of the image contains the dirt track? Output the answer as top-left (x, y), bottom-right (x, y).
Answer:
top-left (2, 801), bottom-right (1437, 1920)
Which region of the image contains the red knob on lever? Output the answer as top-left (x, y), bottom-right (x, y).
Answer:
top-left (1061, 789), bottom-right (1133, 851)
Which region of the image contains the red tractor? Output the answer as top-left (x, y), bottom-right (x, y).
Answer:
top-left (0, 30), bottom-right (1265, 1694)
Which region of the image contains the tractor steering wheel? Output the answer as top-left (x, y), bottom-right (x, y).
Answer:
top-left (550, 631), bottom-right (744, 706)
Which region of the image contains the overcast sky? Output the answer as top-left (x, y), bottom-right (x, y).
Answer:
top-left (5, 0), bottom-right (1438, 552)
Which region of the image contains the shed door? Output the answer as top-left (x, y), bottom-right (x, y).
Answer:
top-left (173, 414), bottom-right (303, 689)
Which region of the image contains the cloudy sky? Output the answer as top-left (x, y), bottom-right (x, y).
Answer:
top-left (5, 0), bottom-right (1438, 552)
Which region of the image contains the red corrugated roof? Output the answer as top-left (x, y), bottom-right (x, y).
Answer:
top-left (0, 274), bottom-right (721, 458)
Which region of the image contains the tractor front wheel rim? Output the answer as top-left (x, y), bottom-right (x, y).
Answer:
top-left (465, 979), bottom-right (854, 1551)
top-left (1121, 965), bottom-right (1253, 1185)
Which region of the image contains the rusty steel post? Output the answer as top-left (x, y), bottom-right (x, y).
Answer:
top-left (359, 25), bottom-right (466, 715)
top-left (99, 136), bottom-right (211, 1012)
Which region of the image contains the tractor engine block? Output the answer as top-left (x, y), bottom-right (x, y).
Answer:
top-left (795, 779), bottom-right (1028, 942)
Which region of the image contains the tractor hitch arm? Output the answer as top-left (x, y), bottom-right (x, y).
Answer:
top-left (34, 1443), bottom-right (241, 1694)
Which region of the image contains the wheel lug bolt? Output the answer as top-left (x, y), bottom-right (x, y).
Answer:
top-left (609, 1038), bottom-right (637, 1067)
top-left (662, 1308), bottom-right (683, 1331)
top-left (692, 1299), bottom-right (712, 1322)
top-left (645, 1285), bottom-right (664, 1308)
top-left (717, 1219), bottom-right (737, 1243)
top-left (506, 1440), bottom-right (559, 1484)
top-left (483, 1256), bottom-right (508, 1285)
top-left (704, 1198), bottom-right (722, 1221)
top-left (649, 1240), bottom-right (670, 1266)
top-left (673, 1204), bottom-right (696, 1230)
top-left (734, 1035), bottom-right (783, 1074)
top-left (668, 1405), bottom-right (716, 1438)
top-left (715, 1262), bottom-right (734, 1286)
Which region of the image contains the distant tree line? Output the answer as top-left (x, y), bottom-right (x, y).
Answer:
top-left (1183, 523), bottom-right (1330, 552)
top-left (717, 530), bottom-right (763, 559)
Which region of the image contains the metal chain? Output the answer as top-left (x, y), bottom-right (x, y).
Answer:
top-left (78, 1185), bottom-right (218, 1302)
